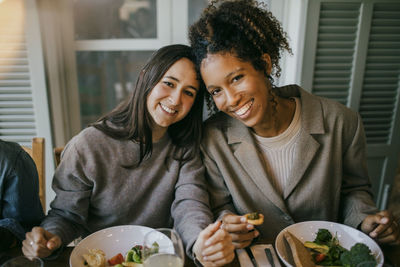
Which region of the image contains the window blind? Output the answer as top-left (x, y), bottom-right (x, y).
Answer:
top-left (0, 0), bottom-right (36, 147)
top-left (311, 2), bottom-right (361, 105)
top-left (359, 3), bottom-right (400, 144)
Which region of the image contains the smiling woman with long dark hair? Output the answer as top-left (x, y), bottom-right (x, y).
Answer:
top-left (93, 44), bottom-right (204, 164)
top-left (22, 44), bottom-right (235, 266)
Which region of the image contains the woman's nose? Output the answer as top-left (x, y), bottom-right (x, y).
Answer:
top-left (168, 90), bottom-right (182, 105)
top-left (225, 90), bottom-right (240, 107)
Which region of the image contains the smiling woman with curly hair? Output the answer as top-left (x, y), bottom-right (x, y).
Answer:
top-left (190, 0), bottom-right (291, 116)
top-left (189, 0), bottom-right (400, 252)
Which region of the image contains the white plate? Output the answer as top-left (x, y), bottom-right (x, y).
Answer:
top-left (69, 225), bottom-right (171, 267)
top-left (275, 221), bottom-right (384, 267)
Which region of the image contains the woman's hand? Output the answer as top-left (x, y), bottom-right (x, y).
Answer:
top-left (193, 221), bottom-right (235, 266)
top-left (361, 210), bottom-right (400, 245)
top-left (22, 227), bottom-right (62, 258)
top-left (222, 214), bottom-right (259, 249)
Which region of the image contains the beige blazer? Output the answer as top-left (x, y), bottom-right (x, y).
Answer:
top-left (201, 85), bottom-right (378, 242)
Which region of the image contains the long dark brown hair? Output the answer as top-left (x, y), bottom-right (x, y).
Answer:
top-left (92, 44), bottom-right (204, 164)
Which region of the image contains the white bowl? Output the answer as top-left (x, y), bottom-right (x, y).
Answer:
top-left (275, 221), bottom-right (384, 267)
top-left (69, 225), bottom-right (169, 267)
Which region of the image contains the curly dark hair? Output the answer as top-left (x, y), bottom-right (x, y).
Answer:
top-left (189, 0), bottom-right (291, 115)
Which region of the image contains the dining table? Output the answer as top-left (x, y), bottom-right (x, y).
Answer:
top-left (1, 246), bottom-right (219, 267)
top-left (2, 243), bottom-right (399, 267)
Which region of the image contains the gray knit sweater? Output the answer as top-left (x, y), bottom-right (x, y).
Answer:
top-left (41, 126), bottom-right (213, 255)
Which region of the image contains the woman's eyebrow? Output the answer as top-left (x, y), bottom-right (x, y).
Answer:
top-left (188, 85), bottom-right (199, 91)
top-left (226, 68), bottom-right (244, 79)
top-left (206, 68), bottom-right (245, 90)
top-left (164, 75), bottom-right (179, 82)
top-left (164, 75), bottom-right (198, 91)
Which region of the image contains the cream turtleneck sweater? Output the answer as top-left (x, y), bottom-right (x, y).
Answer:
top-left (253, 97), bottom-right (301, 196)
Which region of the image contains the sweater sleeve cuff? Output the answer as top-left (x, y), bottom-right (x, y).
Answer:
top-left (216, 210), bottom-right (234, 222)
top-left (192, 252), bottom-right (204, 267)
top-left (43, 245), bottom-right (65, 260)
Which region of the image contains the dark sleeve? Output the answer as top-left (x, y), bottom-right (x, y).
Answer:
top-left (0, 150), bottom-right (45, 240)
top-left (0, 226), bottom-right (17, 251)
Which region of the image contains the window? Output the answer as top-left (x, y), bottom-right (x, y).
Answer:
top-left (71, 0), bottom-right (208, 127)
top-left (301, 0), bottom-right (400, 208)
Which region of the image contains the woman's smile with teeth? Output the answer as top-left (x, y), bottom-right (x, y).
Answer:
top-left (235, 100), bottom-right (253, 116)
top-left (160, 103), bottom-right (177, 114)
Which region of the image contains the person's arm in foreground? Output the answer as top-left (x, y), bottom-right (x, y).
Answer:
top-left (193, 221), bottom-right (235, 266)
top-left (22, 227), bottom-right (62, 258)
top-left (172, 150), bottom-right (234, 266)
top-left (340, 114), bottom-right (399, 244)
top-left (1, 148), bottom-right (44, 251)
top-left (23, 142), bottom-right (91, 258)
top-left (220, 214), bottom-right (260, 249)
top-left (361, 211), bottom-right (399, 245)
top-left (201, 143), bottom-right (259, 249)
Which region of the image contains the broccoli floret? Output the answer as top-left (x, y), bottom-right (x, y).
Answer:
top-left (351, 243), bottom-right (374, 256)
top-left (340, 243), bottom-right (376, 267)
top-left (314, 229), bottom-right (333, 245)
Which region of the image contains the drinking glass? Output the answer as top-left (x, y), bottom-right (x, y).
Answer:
top-left (142, 228), bottom-right (184, 267)
top-left (356, 261), bottom-right (380, 267)
top-left (2, 256), bottom-right (43, 267)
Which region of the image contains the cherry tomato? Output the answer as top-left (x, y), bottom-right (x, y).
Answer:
top-left (108, 253), bottom-right (124, 265)
top-left (315, 253), bottom-right (326, 262)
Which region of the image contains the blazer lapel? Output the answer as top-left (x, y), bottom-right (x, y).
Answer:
top-left (283, 87), bottom-right (325, 199)
top-left (228, 120), bottom-right (289, 214)
top-left (283, 130), bottom-right (320, 199)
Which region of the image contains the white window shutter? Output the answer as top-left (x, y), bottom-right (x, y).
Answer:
top-left (310, 2), bottom-right (361, 105)
top-left (302, 0), bottom-right (400, 209)
top-left (359, 2), bottom-right (400, 145)
top-left (0, 0), bottom-right (36, 146)
top-left (0, 0), bottom-right (55, 211)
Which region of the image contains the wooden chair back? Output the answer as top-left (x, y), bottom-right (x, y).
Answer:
top-left (22, 137), bottom-right (46, 212)
top-left (54, 146), bottom-right (64, 167)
